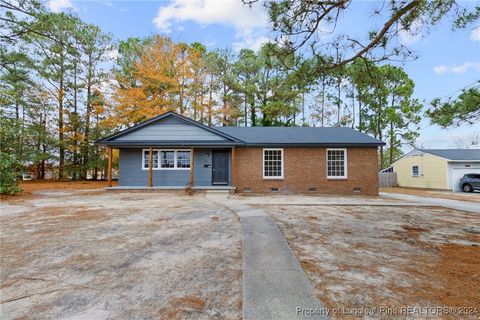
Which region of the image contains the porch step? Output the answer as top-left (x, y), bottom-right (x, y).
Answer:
top-left (205, 190), bottom-right (231, 196)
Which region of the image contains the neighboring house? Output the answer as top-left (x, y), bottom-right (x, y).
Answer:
top-left (95, 112), bottom-right (384, 195)
top-left (391, 149), bottom-right (480, 191)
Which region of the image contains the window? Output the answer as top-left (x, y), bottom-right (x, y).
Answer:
top-left (142, 149), bottom-right (190, 170)
top-left (143, 150), bottom-right (159, 169)
top-left (327, 149), bottom-right (347, 178)
top-left (160, 150), bottom-right (175, 168)
top-left (412, 165), bottom-right (419, 177)
top-left (263, 148), bottom-right (283, 179)
top-left (176, 151), bottom-right (191, 168)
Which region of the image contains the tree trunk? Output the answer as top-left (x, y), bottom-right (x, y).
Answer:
top-left (250, 98), bottom-right (256, 127)
top-left (337, 76), bottom-right (341, 125)
top-left (389, 121), bottom-right (395, 165)
top-left (358, 96), bottom-right (363, 131)
top-left (244, 93), bottom-right (248, 127)
top-left (73, 61), bottom-right (79, 180)
top-left (351, 85), bottom-right (355, 128)
top-left (83, 59), bottom-right (93, 180)
top-left (301, 91), bottom-right (305, 125)
top-left (58, 74), bottom-right (65, 180)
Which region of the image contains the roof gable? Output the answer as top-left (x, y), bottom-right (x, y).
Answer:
top-left (97, 112), bottom-right (242, 145)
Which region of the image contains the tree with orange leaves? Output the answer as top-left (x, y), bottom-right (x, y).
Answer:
top-left (113, 36), bottom-right (181, 126)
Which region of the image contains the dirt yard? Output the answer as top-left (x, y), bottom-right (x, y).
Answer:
top-left (381, 187), bottom-right (480, 203)
top-left (262, 204), bottom-right (480, 319)
top-left (1, 190), bottom-right (242, 319)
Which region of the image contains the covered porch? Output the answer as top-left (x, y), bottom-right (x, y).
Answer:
top-left (105, 146), bottom-right (238, 191)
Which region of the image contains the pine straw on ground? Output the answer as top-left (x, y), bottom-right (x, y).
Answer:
top-left (264, 205), bottom-right (480, 320)
top-left (1, 180), bottom-right (117, 200)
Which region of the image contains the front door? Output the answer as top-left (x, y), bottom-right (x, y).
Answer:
top-left (212, 150), bottom-right (229, 185)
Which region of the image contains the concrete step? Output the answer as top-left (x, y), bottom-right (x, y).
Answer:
top-left (205, 190), bottom-right (231, 195)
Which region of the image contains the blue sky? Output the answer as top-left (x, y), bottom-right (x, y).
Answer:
top-left (47, 0), bottom-right (480, 149)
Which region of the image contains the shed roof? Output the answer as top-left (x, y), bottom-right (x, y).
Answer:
top-left (418, 149), bottom-right (480, 161)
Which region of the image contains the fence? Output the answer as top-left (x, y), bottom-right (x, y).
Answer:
top-left (378, 172), bottom-right (397, 187)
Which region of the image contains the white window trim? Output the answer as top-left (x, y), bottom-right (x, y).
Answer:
top-left (142, 149), bottom-right (159, 170)
top-left (263, 148), bottom-right (284, 179)
top-left (412, 165), bottom-right (420, 177)
top-left (141, 149), bottom-right (191, 170)
top-left (326, 148), bottom-right (348, 179)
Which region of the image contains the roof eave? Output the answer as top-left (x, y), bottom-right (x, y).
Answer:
top-left (95, 140), bottom-right (245, 147)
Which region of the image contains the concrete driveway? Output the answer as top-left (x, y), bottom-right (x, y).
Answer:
top-left (380, 192), bottom-right (480, 213)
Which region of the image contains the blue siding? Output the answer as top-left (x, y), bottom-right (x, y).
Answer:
top-left (194, 149), bottom-right (212, 186)
top-left (119, 148), bottom-right (231, 187)
top-left (114, 117), bottom-right (226, 142)
top-left (119, 149), bottom-right (189, 187)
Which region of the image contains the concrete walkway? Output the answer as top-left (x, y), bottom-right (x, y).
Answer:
top-left (207, 195), bottom-right (328, 320)
top-left (380, 192), bottom-right (480, 214)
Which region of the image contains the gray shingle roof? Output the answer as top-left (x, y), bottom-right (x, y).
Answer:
top-left (215, 126), bottom-right (384, 146)
top-left (419, 149), bottom-right (480, 161)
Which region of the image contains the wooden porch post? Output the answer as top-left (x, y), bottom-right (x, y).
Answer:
top-left (189, 147), bottom-right (195, 186)
top-left (148, 146), bottom-right (153, 187)
top-left (231, 147), bottom-right (236, 188)
top-left (107, 147), bottom-right (112, 187)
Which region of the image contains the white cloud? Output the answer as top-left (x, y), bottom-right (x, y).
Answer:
top-left (433, 62), bottom-right (480, 74)
top-left (47, 0), bottom-right (73, 12)
top-left (153, 0), bottom-right (269, 51)
top-left (397, 20), bottom-right (423, 45)
top-left (233, 31), bottom-right (270, 52)
top-left (470, 27), bottom-right (480, 42)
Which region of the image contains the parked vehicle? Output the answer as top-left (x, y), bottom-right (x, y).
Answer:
top-left (459, 173), bottom-right (480, 192)
top-left (21, 173), bottom-right (33, 181)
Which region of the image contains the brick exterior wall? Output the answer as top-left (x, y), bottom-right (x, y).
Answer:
top-left (233, 147), bottom-right (379, 196)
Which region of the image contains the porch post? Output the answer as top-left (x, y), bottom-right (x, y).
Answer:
top-left (231, 147), bottom-right (236, 188)
top-left (107, 147), bottom-right (112, 187)
top-left (189, 147), bottom-right (195, 186)
top-left (148, 146), bottom-right (153, 187)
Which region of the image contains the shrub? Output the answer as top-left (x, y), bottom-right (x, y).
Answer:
top-left (0, 152), bottom-right (21, 195)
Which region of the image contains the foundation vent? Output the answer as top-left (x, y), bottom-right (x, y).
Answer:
top-left (271, 187), bottom-right (279, 192)
top-left (243, 187), bottom-right (252, 193)
top-left (353, 187), bottom-right (362, 193)
top-left (308, 187), bottom-right (317, 192)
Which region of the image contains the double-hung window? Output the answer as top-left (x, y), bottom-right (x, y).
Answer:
top-left (142, 149), bottom-right (190, 170)
top-left (326, 149), bottom-right (347, 179)
top-left (160, 150), bottom-right (175, 168)
top-left (176, 151), bottom-right (191, 168)
top-left (143, 149), bottom-right (159, 170)
top-left (412, 165), bottom-right (419, 177)
top-left (263, 148), bottom-right (283, 179)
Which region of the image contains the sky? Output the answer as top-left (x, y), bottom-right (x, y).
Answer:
top-left (45, 0), bottom-right (480, 150)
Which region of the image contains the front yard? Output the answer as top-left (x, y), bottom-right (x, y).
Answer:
top-left (1, 189), bottom-right (242, 319)
top-left (1, 184), bottom-right (479, 319)
top-left (262, 204), bottom-right (480, 319)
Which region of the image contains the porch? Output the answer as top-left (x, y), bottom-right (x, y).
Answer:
top-left (106, 147), bottom-right (237, 190)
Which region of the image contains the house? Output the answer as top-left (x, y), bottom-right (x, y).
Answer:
top-left (391, 148), bottom-right (480, 191)
top-left (95, 112), bottom-right (385, 195)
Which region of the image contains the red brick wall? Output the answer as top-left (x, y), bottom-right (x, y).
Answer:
top-left (233, 147), bottom-right (379, 195)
